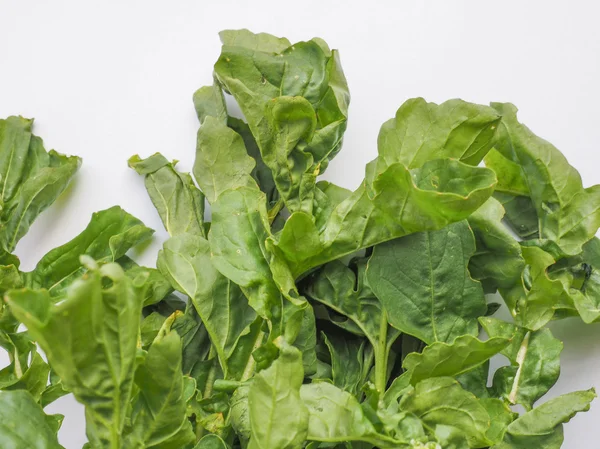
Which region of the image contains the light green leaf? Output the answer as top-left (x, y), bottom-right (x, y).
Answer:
top-left (367, 220), bottom-right (487, 344)
top-left (283, 158), bottom-right (496, 276)
top-left (194, 434), bottom-right (229, 449)
top-left (480, 317), bottom-right (562, 410)
top-left (492, 389), bottom-right (596, 449)
top-left (7, 261), bottom-right (143, 449)
top-left (300, 382), bottom-right (400, 447)
top-left (0, 390), bottom-right (64, 449)
top-left (0, 135), bottom-right (80, 253)
top-left (480, 398), bottom-right (516, 444)
top-left (0, 116), bottom-right (33, 205)
top-left (248, 340), bottom-right (308, 449)
top-left (129, 153), bottom-right (205, 237)
top-left (402, 335), bottom-right (510, 385)
top-left (193, 82), bottom-right (227, 125)
top-left (491, 102), bottom-right (600, 257)
top-left (157, 232), bottom-right (256, 377)
top-left (467, 197), bottom-right (525, 293)
top-left (194, 116), bottom-right (257, 204)
top-left (126, 331), bottom-right (195, 449)
top-left (400, 377), bottom-right (491, 448)
top-left (0, 351), bottom-right (50, 402)
top-left (23, 206), bottom-right (154, 295)
top-left (117, 256), bottom-right (173, 307)
top-left (377, 98), bottom-right (501, 170)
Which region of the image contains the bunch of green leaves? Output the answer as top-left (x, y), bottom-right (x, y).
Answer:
top-left (2, 29), bottom-right (599, 449)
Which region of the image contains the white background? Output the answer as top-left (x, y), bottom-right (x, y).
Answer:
top-left (1, 1), bottom-right (600, 447)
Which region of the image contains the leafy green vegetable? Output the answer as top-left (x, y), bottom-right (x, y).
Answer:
top-left (2, 28), bottom-right (598, 449)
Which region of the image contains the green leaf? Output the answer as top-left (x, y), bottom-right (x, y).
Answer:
top-left (0, 116), bottom-right (33, 206)
top-left (0, 134), bottom-right (80, 253)
top-left (194, 434), bottom-right (229, 449)
top-left (493, 192), bottom-right (539, 240)
top-left (467, 197), bottom-right (525, 293)
top-left (377, 98), bottom-right (501, 169)
top-left (300, 382), bottom-right (400, 447)
top-left (367, 221), bottom-right (487, 344)
top-left (480, 398), bottom-right (516, 444)
top-left (282, 158), bottom-right (497, 276)
top-left (214, 30), bottom-right (349, 214)
top-left (321, 332), bottom-right (370, 397)
top-left (24, 206), bottom-right (154, 295)
top-left (126, 331), bottom-right (195, 449)
top-left (491, 102), bottom-right (600, 257)
top-left (193, 82), bottom-right (227, 125)
top-left (209, 186), bottom-right (307, 338)
top-left (399, 377), bottom-right (491, 448)
top-left (6, 261), bottom-right (143, 449)
top-left (402, 335), bottom-right (510, 385)
top-left (194, 116), bottom-right (257, 204)
top-left (0, 351), bottom-right (50, 402)
top-left (248, 340), bottom-right (308, 449)
top-left (157, 232), bottom-right (256, 377)
top-left (492, 389), bottom-right (596, 449)
top-left (118, 256), bottom-right (173, 307)
top-left (480, 317), bottom-right (562, 410)
top-left (129, 153), bottom-right (205, 237)
top-left (0, 389), bottom-right (64, 449)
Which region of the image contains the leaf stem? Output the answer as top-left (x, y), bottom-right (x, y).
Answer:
top-left (241, 328), bottom-right (266, 382)
top-left (375, 309), bottom-right (389, 395)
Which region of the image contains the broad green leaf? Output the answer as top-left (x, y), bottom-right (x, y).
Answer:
top-left (248, 341), bottom-right (308, 449)
top-left (491, 102), bottom-right (600, 257)
top-left (194, 434), bottom-right (229, 449)
top-left (467, 197), bottom-right (525, 293)
top-left (281, 158), bottom-right (496, 276)
top-left (483, 149), bottom-right (529, 197)
top-left (194, 116), bottom-right (257, 204)
top-left (377, 98), bottom-right (501, 170)
top-left (367, 220), bottom-right (487, 344)
top-left (171, 303), bottom-right (211, 378)
top-left (300, 382), bottom-right (400, 447)
top-left (399, 377), bottom-right (491, 448)
top-left (158, 232), bottom-right (256, 377)
top-left (0, 116), bottom-right (33, 205)
top-left (501, 246), bottom-right (574, 330)
top-left (0, 351), bottom-right (50, 402)
top-left (0, 263), bottom-right (22, 295)
top-left (402, 335), bottom-right (510, 385)
top-left (7, 261), bottom-right (143, 449)
top-left (126, 331), bottom-right (195, 449)
top-left (0, 389), bottom-right (64, 449)
top-left (209, 186), bottom-right (307, 338)
top-left (492, 389), bottom-right (596, 449)
top-left (227, 116), bottom-right (278, 204)
top-left (214, 30), bottom-right (349, 214)
top-left (494, 192), bottom-right (539, 240)
top-left (304, 260), bottom-right (397, 349)
top-left (480, 398), bottom-right (516, 444)
top-left (0, 136), bottom-right (80, 253)
top-left (129, 153), bottom-right (205, 237)
top-left (219, 29), bottom-right (291, 52)
top-left (480, 317), bottom-right (562, 410)
top-left (24, 206), bottom-right (154, 295)
top-left (321, 332), bottom-right (370, 397)
top-left (118, 256), bottom-right (173, 307)
top-left (193, 82), bottom-right (227, 125)
top-left (40, 370), bottom-right (69, 408)
top-left (230, 384), bottom-right (251, 444)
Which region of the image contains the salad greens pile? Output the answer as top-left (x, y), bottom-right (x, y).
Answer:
top-left (0, 29), bottom-right (598, 449)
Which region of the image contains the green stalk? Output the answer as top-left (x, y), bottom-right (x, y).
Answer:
top-left (375, 310), bottom-right (389, 395)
